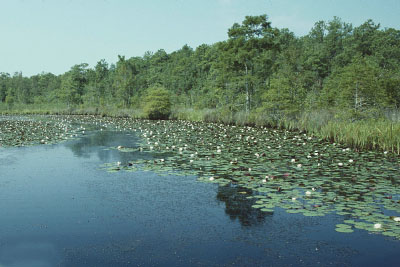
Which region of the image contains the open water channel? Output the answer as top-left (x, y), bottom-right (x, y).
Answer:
top-left (0, 116), bottom-right (399, 266)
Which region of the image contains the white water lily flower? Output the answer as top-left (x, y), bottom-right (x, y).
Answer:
top-left (262, 179), bottom-right (267, 183)
top-left (291, 159), bottom-right (296, 163)
top-left (393, 217), bottom-right (400, 222)
top-left (348, 159), bottom-right (354, 163)
top-left (209, 177), bottom-right (215, 181)
top-left (338, 162), bottom-right (343, 166)
top-left (374, 223), bottom-right (382, 229)
top-left (305, 191), bottom-right (311, 196)
top-left (292, 197), bottom-right (297, 201)
top-left (297, 164), bottom-right (302, 168)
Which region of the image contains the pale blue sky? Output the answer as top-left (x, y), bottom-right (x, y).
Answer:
top-left (1, 0), bottom-right (399, 76)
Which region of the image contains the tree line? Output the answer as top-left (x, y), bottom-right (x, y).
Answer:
top-left (1, 15), bottom-right (400, 119)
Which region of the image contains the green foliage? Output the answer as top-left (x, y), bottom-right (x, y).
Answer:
top-left (143, 86), bottom-right (171, 120)
top-left (5, 88), bottom-right (15, 108)
top-left (1, 15), bottom-right (398, 117)
top-left (321, 57), bottom-right (388, 110)
top-left (1, 15), bottom-right (400, 152)
top-left (58, 64), bottom-right (88, 106)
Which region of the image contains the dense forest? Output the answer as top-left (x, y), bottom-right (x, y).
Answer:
top-left (1, 15), bottom-right (400, 151)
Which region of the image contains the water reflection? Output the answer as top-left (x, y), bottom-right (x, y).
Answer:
top-left (2, 127), bottom-right (400, 266)
top-left (65, 131), bottom-right (141, 163)
top-left (216, 185), bottom-right (268, 226)
top-left (64, 130), bottom-right (269, 227)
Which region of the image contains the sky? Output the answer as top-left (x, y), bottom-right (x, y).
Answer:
top-left (1, 0), bottom-right (399, 77)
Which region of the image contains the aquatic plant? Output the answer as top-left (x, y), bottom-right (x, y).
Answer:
top-left (99, 119), bottom-right (400, 240)
top-left (2, 115), bottom-right (399, 240)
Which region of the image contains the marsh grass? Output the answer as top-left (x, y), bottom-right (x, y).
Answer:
top-left (319, 120), bottom-right (400, 154)
top-left (0, 103), bottom-right (145, 118)
top-left (173, 107), bottom-right (400, 154)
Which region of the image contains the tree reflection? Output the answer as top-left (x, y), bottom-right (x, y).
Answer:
top-left (216, 185), bottom-right (269, 227)
top-left (64, 130), bottom-right (163, 164)
top-left (65, 131), bottom-right (138, 162)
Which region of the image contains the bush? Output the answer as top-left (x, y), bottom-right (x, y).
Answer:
top-left (143, 86), bottom-right (171, 120)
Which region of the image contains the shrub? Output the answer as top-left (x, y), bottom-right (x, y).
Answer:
top-left (143, 86), bottom-right (171, 120)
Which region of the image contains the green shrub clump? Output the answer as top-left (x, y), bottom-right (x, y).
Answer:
top-left (143, 86), bottom-right (172, 120)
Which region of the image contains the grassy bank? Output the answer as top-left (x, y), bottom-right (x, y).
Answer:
top-left (2, 103), bottom-right (400, 155)
top-left (172, 107), bottom-right (400, 154)
top-left (0, 103), bottom-right (145, 118)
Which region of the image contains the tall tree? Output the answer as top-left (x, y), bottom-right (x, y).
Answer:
top-left (59, 64), bottom-right (88, 106)
top-left (113, 55), bottom-right (137, 107)
top-left (217, 14), bottom-right (278, 112)
top-left (321, 57), bottom-right (387, 111)
top-left (0, 73), bottom-right (11, 102)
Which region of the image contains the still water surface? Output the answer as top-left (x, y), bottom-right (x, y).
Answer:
top-left (0, 130), bottom-right (399, 266)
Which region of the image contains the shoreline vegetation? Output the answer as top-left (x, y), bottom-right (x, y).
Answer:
top-left (1, 104), bottom-right (400, 155)
top-left (1, 15), bottom-right (400, 154)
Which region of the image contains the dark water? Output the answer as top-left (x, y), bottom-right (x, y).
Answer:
top-left (0, 130), bottom-right (399, 267)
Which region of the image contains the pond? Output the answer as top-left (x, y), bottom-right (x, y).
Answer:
top-left (0, 115), bottom-right (399, 266)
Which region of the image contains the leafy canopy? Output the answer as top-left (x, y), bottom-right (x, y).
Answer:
top-left (143, 86), bottom-right (171, 120)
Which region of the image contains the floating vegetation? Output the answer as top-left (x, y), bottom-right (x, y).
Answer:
top-left (0, 116), bottom-right (79, 147)
top-left (2, 115), bottom-right (400, 240)
top-left (335, 224), bottom-right (354, 233)
top-left (112, 146), bottom-right (140, 153)
top-left (0, 115), bottom-right (126, 147)
top-left (99, 119), bottom-right (400, 240)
